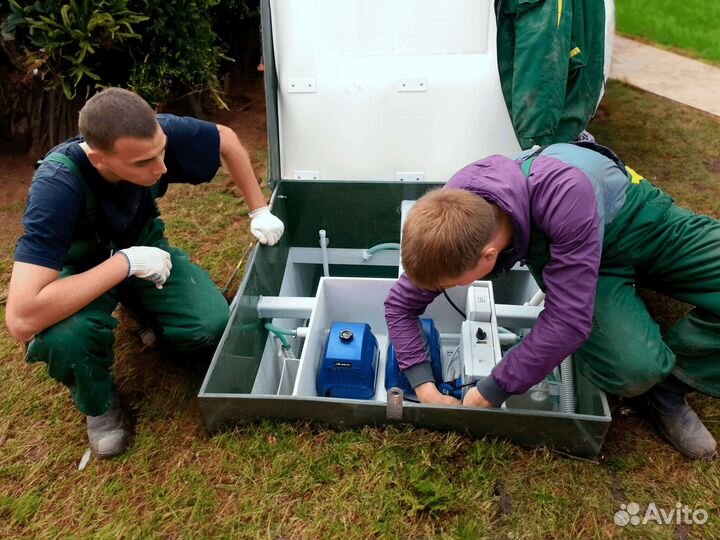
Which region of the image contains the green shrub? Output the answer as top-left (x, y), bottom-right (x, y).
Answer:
top-left (3, 0), bottom-right (147, 100)
top-left (127, 0), bottom-right (230, 108)
top-left (0, 0), bottom-right (260, 152)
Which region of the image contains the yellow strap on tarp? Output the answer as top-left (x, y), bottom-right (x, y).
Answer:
top-left (625, 166), bottom-right (645, 184)
top-left (557, 0), bottom-right (563, 28)
top-left (569, 46), bottom-right (581, 58)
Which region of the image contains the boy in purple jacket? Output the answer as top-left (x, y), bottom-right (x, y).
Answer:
top-left (385, 142), bottom-right (720, 460)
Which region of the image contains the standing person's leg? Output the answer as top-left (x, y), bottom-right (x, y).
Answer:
top-left (121, 218), bottom-right (229, 364)
top-left (26, 285), bottom-right (131, 457)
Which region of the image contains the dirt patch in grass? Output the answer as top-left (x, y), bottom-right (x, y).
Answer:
top-left (0, 154), bottom-right (33, 205)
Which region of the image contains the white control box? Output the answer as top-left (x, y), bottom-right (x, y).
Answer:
top-left (460, 320), bottom-right (497, 385)
top-left (460, 283), bottom-right (502, 390)
top-left (466, 285), bottom-right (492, 322)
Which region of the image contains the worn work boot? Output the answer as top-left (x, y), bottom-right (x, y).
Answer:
top-left (630, 380), bottom-right (717, 460)
top-left (86, 396), bottom-right (131, 458)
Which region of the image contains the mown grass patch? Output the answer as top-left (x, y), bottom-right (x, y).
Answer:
top-left (615, 0), bottom-right (720, 64)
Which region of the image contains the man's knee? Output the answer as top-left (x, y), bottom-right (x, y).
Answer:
top-left (614, 359), bottom-right (675, 397)
top-left (193, 309), bottom-right (229, 345)
top-left (163, 308), bottom-right (228, 355)
top-left (27, 312), bottom-right (116, 416)
top-left (29, 312), bottom-right (116, 363)
top-left (576, 340), bottom-right (675, 397)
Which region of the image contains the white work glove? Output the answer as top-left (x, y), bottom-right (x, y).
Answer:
top-left (118, 246), bottom-right (172, 289)
top-left (249, 206), bottom-right (284, 246)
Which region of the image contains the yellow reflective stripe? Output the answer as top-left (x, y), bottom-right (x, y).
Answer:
top-left (569, 46), bottom-right (581, 58)
top-left (626, 166), bottom-right (645, 184)
top-left (557, 0), bottom-right (563, 27)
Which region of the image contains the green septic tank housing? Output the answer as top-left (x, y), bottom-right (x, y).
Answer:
top-left (198, 0), bottom-right (614, 459)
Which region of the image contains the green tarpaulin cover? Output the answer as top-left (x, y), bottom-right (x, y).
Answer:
top-left (496, 0), bottom-right (606, 149)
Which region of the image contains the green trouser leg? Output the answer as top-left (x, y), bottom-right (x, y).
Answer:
top-left (27, 218), bottom-right (229, 416)
top-left (573, 267), bottom-right (677, 396)
top-left (121, 220), bottom-right (230, 358)
top-left (574, 181), bottom-right (720, 397)
top-left (27, 289), bottom-right (120, 417)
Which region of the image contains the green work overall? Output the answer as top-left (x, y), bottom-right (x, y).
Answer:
top-left (26, 159), bottom-right (229, 417)
top-left (527, 171), bottom-right (720, 398)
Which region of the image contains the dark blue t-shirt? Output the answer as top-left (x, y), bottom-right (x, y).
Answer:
top-left (15, 114), bottom-right (221, 270)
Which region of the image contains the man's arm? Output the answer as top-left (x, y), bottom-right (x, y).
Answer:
top-left (384, 274), bottom-right (460, 406)
top-left (217, 124), bottom-right (284, 246)
top-left (6, 247), bottom-right (172, 342)
top-left (472, 165), bottom-right (602, 407)
top-left (217, 124), bottom-right (266, 211)
top-left (6, 257), bottom-right (129, 342)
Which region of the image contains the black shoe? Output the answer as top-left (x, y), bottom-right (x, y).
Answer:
top-left (630, 394), bottom-right (717, 460)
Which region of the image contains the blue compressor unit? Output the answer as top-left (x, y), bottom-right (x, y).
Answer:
top-left (317, 322), bottom-right (379, 399)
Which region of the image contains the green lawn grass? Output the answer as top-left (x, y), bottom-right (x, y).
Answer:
top-left (615, 0), bottom-right (720, 64)
top-left (1, 81), bottom-right (720, 539)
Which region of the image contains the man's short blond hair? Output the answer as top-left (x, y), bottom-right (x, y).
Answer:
top-left (402, 188), bottom-right (499, 290)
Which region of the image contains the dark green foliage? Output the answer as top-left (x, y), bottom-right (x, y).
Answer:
top-left (0, 0), bottom-right (259, 152)
top-left (127, 0), bottom-right (230, 108)
top-left (3, 0), bottom-right (148, 100)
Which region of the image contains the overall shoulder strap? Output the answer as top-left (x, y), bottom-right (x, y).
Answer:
top-left (518, 146), bottom-right (544, 178)
top-left (520, 156), bottom-right (535, 178)
top-left (37, 152), bottom-right (96, 211)
top-left (516, 148), bottom-right (549, 290)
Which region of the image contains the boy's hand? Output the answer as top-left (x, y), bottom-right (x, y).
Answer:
top-left (415, 381), bottom-right (461, 406)
top-left (463, 387), bottom-right (494, 408)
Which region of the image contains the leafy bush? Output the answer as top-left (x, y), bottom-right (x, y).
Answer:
top-left (127, 0), bottom-right (230, 108)
top-left (3, 0), bottom-right (148, 100)
top-left (0, 0), bottom-right (260, 152)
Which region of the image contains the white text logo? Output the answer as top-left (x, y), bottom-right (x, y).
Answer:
top-left (614, 502), bottom-right (708, 527)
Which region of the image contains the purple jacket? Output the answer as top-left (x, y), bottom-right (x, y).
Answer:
top-left (385, 143), bottom-right (629, 405)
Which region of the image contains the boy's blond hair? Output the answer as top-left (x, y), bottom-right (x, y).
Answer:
top-left (402, 188), bottom-right (499, 290)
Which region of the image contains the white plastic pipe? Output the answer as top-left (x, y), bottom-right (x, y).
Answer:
top-left (525, 290), bottom-right (546, 307)
top-left (257, 296), bottom-right (316, 319)
top-left (495, 304), bottom-right (544, 327)
top-left (362, 242), bottom-right (401, 262)
top-left (498, 332), bottom-right (520, 346)
top-left (319, 229), bottom-right (330, 277)
top-left (295, 326), bottom-right (309, 339)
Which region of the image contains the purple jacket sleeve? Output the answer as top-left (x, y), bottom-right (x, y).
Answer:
top-left (478, 166), bottom-right (602, 405)
top-left (384, 273), bottom-right (442, 388)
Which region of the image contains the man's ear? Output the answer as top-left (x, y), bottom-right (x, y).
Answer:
top-left (85, 147), bottom-right (106, 170)
top-left (480, 245), bottom-right (497, 261)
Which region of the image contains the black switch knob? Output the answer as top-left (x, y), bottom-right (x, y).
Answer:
top-left (475, 327), bottom-right (487, 340)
